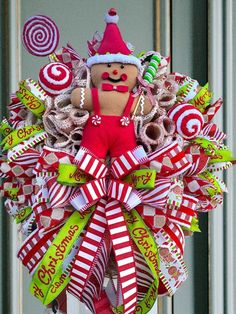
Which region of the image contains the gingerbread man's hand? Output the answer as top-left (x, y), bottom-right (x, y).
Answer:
top-left (132, 94), bottom-right (154, 116)
top-left (71, 87), bottom-right (93, 112)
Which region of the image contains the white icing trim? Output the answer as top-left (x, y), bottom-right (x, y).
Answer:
top-left (80, 88), bottom-right (85, 109)
top-left (140, 95), bottom-right (145, 115)
top-left (104, 13), bottom-right (119, 24)
top-left (87, 54), bottom-right (141, 68)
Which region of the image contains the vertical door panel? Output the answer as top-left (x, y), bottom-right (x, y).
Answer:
top-left (171, 1), bottom-right (209, 314)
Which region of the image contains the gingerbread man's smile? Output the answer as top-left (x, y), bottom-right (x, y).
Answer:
top-left (102, 68), bottom-right (128, 83)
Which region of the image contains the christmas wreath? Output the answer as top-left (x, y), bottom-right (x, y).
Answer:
top-left (1, 8), bottom-right (235, 314)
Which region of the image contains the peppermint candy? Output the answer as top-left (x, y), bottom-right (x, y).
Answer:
top-left (92, 115), bottom-right (101, 125)
top-left (22, 15), bottom-right (59, 56)
top-left (167, 103), bottom-right (204, 140)
top-left (38, 62), bottom-right (73, 96)
top-left (120, 116), bottom-right (130, 126)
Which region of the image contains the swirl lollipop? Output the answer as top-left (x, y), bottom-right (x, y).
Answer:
top-left (167, 103), bottom-right (204, 140)
top-left (22, 15), bottom-right (60, 56)
top-left (38, 62), bottom-right (73, 96)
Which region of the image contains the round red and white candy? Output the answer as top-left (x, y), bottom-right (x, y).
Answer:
top-left (167, 103), bottom-right (204, 140)
top-left (38, 62), bottom-right (73, 96)
top-left (22, 15), bottom-right (59, 56)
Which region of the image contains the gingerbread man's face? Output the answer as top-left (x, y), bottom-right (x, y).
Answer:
top-left (91, 62), bottom-right (138, 91)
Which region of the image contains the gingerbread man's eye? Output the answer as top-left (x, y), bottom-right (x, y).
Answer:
top-left (107, 63), bottom-right (112, 68)
top-left (120, 64), bottom-right (125, 69)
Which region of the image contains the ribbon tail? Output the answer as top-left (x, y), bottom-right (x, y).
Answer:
top-left (68, 199), bottom-right (107, 300)
top-left (123, 210), bottom-right (159, 313)
top-left (30, 209), bottom-right (93, 305)
top-left (105, 200), bottom-right (138, 314)
top-left (94, 291), bottom-right (114, 314)
top-left (156, 223), bottom-right (188, 295)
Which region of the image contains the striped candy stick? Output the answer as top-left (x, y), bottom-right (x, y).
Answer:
top-left (143, 54), bottom-right (161, 84)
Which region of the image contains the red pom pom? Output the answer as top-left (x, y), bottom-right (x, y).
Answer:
top-left (108, 8), bottom-right (117, 16)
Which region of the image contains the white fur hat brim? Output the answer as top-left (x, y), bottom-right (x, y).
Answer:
top-left (87, 53), bottom-right (141, 69)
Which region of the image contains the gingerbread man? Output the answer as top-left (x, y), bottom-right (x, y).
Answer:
top-left (71, 8), bottom-right (152, 160)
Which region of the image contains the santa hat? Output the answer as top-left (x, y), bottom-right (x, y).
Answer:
top-left (87, 8), bottom-right (141, 69)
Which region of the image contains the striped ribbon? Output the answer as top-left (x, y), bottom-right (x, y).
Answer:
top-left (68, 199), bottom-right (107, 299)
top-left (107, 180), bottom-right (133, 204)
top-left (105, 200), bottom-right (138, 314)
top-left (166, 194), bottom-right (197, 228)
top-left (148, 141), bottom-right (191, 177)
top-left (70, 178), bottom-right (107, 212)
top-left (202, 123), bottom-right (226, 143)
top-left (81, 234), bottom-right (111, 313)
top-left (203, 98), bottom-right (222, 124)
top-left (76, 151), bottom-right (108, 179)
top-left (111, 146), bottom-right (148, 179)
top-left (155, 227), bottom-right (188, 295)
top-left (18, 227), bottom-right (59, 274)
top-left (30, 209), bottom-right (94, 305)
top-left (27, 145), bottom-right (193, 311)
top-left (121, 210), bottom-right (160, 314)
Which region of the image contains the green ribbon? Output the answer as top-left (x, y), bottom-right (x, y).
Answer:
top-left (57, 166), bottom-right (156, 190)
top-left (199, 170), bottom-right (226, 197)
top-left (15, 207), bottom-right (32, 223)
top-left (1, 125), bottom-right (44, 151)
top-left (189, 83), bottom-right (213, 112)
top-left (57, 164), bottom-right (90, 186)
top-left (182, 216), bottom-right (201, 233)
top-left (5, 188), bottom-right (19, 200)
top-left (113, 210), bottom-right (159, 314)
top-left (193, 138), bottom-right (236, 163)
top-left (123, 169), bottom-right (156, 189)
top-left (16, 82), bottom-right (45, 116)
top-left (209, 148), bottom-right (236, 164)
top-left (136, 50), bottom-right (147, 59)
top-left (0, 119), bottom-right (13, 137)
top-left (30, 208), bottom-right (94, 305)
top-left (192, 137), bottom-right (218, 155)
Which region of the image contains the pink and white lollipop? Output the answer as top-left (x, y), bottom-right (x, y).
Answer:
top-left (22, 15), bottom-right (59, 56)
top-left (167, 103), bottom-right (204, 140)
top-left (38, 62), bottom-right (73, 96)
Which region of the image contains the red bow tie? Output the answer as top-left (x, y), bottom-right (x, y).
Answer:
top-left (102, 83), bottom-right (129, 93)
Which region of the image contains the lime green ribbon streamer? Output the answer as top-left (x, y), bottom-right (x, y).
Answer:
top-left (16, 82), bottom-right (45, 116)
top-left (123, 169), bottom-right (156, 189)
top-left (15, 207), bottom-right (32, 223)
top-left (209, 148), bottom-right (236, 164)
top-left (113, 210), bottom-right (159, 314)
top-left (1, 125), bottom-right (44, 150)
top-left (0, 119), bottom-right (13, 137)
top-left (189, 83), bottom-right (212, 112)
top-left (193, 138), bottom-right (236, 163)
top-left (198, 170), bottom-right (225, 196)
top-left (57, 164), bottom-right (90, 186)
top-left (5, 188), bottom-right (19, 200)
top-left (30, 208), bottom-right (94, 305)
top-left (58, 165), bottom-right (156, 189)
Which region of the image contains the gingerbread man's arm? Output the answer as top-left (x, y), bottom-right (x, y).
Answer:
top-left (132, 94), bottom-right (154, 116)
top-left (71, 88), bottom-right (93, 112)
